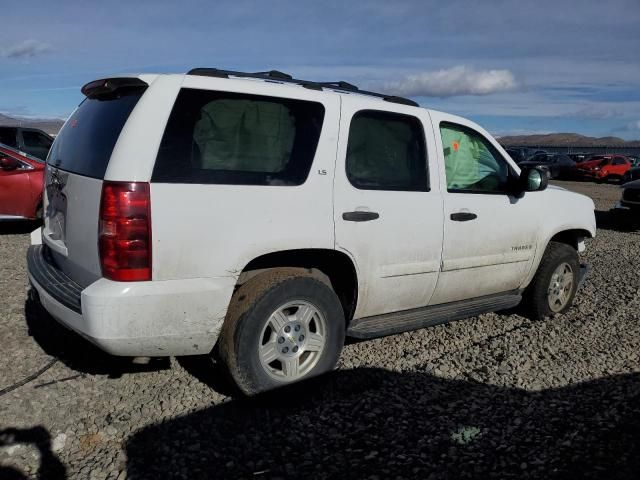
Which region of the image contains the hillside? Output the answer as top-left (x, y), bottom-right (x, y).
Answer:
top-left (0, 113), bottom-right (64, 135)
top-left (498, 132), bottom-right (640, 147)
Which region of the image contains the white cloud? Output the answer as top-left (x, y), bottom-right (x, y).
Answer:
top-left (494, 129), bottom-right (553, 138)
top-left (382, 66), bottom-right (519, 97)
top-left (564, 105), bottom-right (624, 119)
top-left (626, 120), bottom-right (640, 130)
top-left (1, 39), bottom-right (52, 59)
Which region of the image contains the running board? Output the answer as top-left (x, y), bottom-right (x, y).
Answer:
top-left (346, 291), bottom-right (522, 339)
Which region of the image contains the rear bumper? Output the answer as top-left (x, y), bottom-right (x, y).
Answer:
top-left (579, 171), bottom-right (600, 179)
top-left (27, 245), bottom-right (82, 313)
top-left (27, 244), bottom-right (236, 356)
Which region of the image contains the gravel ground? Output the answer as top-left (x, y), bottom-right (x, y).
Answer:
top-left (1, 180), bottom-right (639, 479)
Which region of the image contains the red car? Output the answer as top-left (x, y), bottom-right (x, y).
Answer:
top-left (0, 143), bottom-right (45, 220)
top-left (576, 155), bottom-right (632, 183)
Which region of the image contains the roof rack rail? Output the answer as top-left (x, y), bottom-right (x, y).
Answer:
top-left (317, 81), bottom-right (359, 91)
top-left (186, 68), bottom-right (419, 107)
top-left (253, 70), bottom-right (293, 80)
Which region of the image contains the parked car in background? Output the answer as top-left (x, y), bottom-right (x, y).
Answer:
top-left (627, 155), bottom-right (640, 167)
top-left (519, 153), bottom-right (577, 179)
top-left (614, 179), bottom-right (640, 216)
top-left (0, 143), bottom-right (45, 220)
top-left (576, 155), bottom-right (631, 183)
top-left (0, 126), bottom-right (54, 160)
top-left (505, 147), bottom-right (527, 164)
top-left (568, 153), bottom-right (590, 163)
top-left (622, 166), bottom-right (640, 183)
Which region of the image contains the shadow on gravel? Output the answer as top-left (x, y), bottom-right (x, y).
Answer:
top-left (0, 220), bottom-right (41, 236)
top-left (24, 298), bottom-right (170, 377)
top-left (595, 209), bottom-right (640, 233)
top-left (126, 368), bottom-right (640, 480)
top-left (176, 356), bottom-right (239, 397)
top-left (0, 426), bottom-right (66, 479)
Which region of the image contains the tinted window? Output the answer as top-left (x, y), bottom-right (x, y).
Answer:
top-left (153, 89), bottom-right (325, 186)
top-left (0, 127), bottom-right (17, 147)
top-left (506, 149), bottom-right (525, 163)
top-left (440, 122), bottom-right (511, 193)
top-left (612, 157), bottom-right (627, 165)
top-left (346, 110), bottom-right (428, 191)
top-left (48, 88), bottom-right (145, 178)
top-left (22, 131), bottom-right (52, 148)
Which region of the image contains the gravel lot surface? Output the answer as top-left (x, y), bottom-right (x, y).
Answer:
top-left (1, 180), bottom-right (639, 479)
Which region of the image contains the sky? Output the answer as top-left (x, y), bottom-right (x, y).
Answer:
top-left (1, 0), bottom-right (639, 139)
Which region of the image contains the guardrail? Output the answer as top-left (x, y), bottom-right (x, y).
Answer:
top-left (502, 145), bottom-right (640, 156)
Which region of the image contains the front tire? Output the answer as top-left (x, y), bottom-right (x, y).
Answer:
top-left (218, 269), bottom-right (345, 395)
top-left (523, 242), bottom-right (580, 320)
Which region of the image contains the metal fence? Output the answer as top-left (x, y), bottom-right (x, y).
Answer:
top-left (503, 145), bottom-right (640, 156)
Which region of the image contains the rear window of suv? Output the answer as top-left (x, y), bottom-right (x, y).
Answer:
top-left (152, 89), bottom-right (325, 186)
top-left (47, 88), bottom-right (145, 178)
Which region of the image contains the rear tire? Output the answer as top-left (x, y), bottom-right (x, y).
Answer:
top-left (218, 269), bottom-right (345, 395)
top-left (523, 242), bottom-right (580, 320)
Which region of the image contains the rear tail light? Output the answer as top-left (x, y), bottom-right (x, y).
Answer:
top-left (99, 181), bottom-right (151, 281)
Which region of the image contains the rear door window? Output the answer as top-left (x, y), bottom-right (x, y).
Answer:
top-left (0, 128), bottom-right (17, 147)
top-left (152, 89), bottom-right (325, 186)
top-left (21, 130), bottom-right (53, 160)
top-left (48, 89), bottom-right (145, 178)
top-left (22, 130), bottom-right (52, 148)
top-left (345, 110), bottom-right (428, 191)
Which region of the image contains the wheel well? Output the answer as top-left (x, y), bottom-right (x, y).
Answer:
top-left (238, 249), bottom-right (358, 322)
top-left (549, 229), bottom-right (592, 251)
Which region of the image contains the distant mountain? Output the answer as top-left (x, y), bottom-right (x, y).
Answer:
top-left (498, 133), bottom-right (640, 147)
top-left (0, 113), bottom-right (65, 135)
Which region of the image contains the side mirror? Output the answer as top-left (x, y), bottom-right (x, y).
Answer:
top-left (0, 156), bottom-right (20, 171)
top-left (519, 166), bottom-right (548, 192)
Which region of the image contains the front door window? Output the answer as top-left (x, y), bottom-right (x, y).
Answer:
top-left (440, 123), bottom-right (511, 193)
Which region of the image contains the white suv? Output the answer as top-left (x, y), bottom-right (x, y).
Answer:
top-left (27, 69), bottom-right (596, 394)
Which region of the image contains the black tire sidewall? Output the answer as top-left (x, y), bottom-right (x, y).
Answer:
top-left (232, 277), bottom-right (345, 394)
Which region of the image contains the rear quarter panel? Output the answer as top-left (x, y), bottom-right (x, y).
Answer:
top-left (149, 77), bottom-right (341, 282)
top-left (27, 166), bottom-right (44, 217)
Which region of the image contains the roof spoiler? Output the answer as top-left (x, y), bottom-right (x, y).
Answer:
top-left (81, 77), bottom-right (148, 98)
